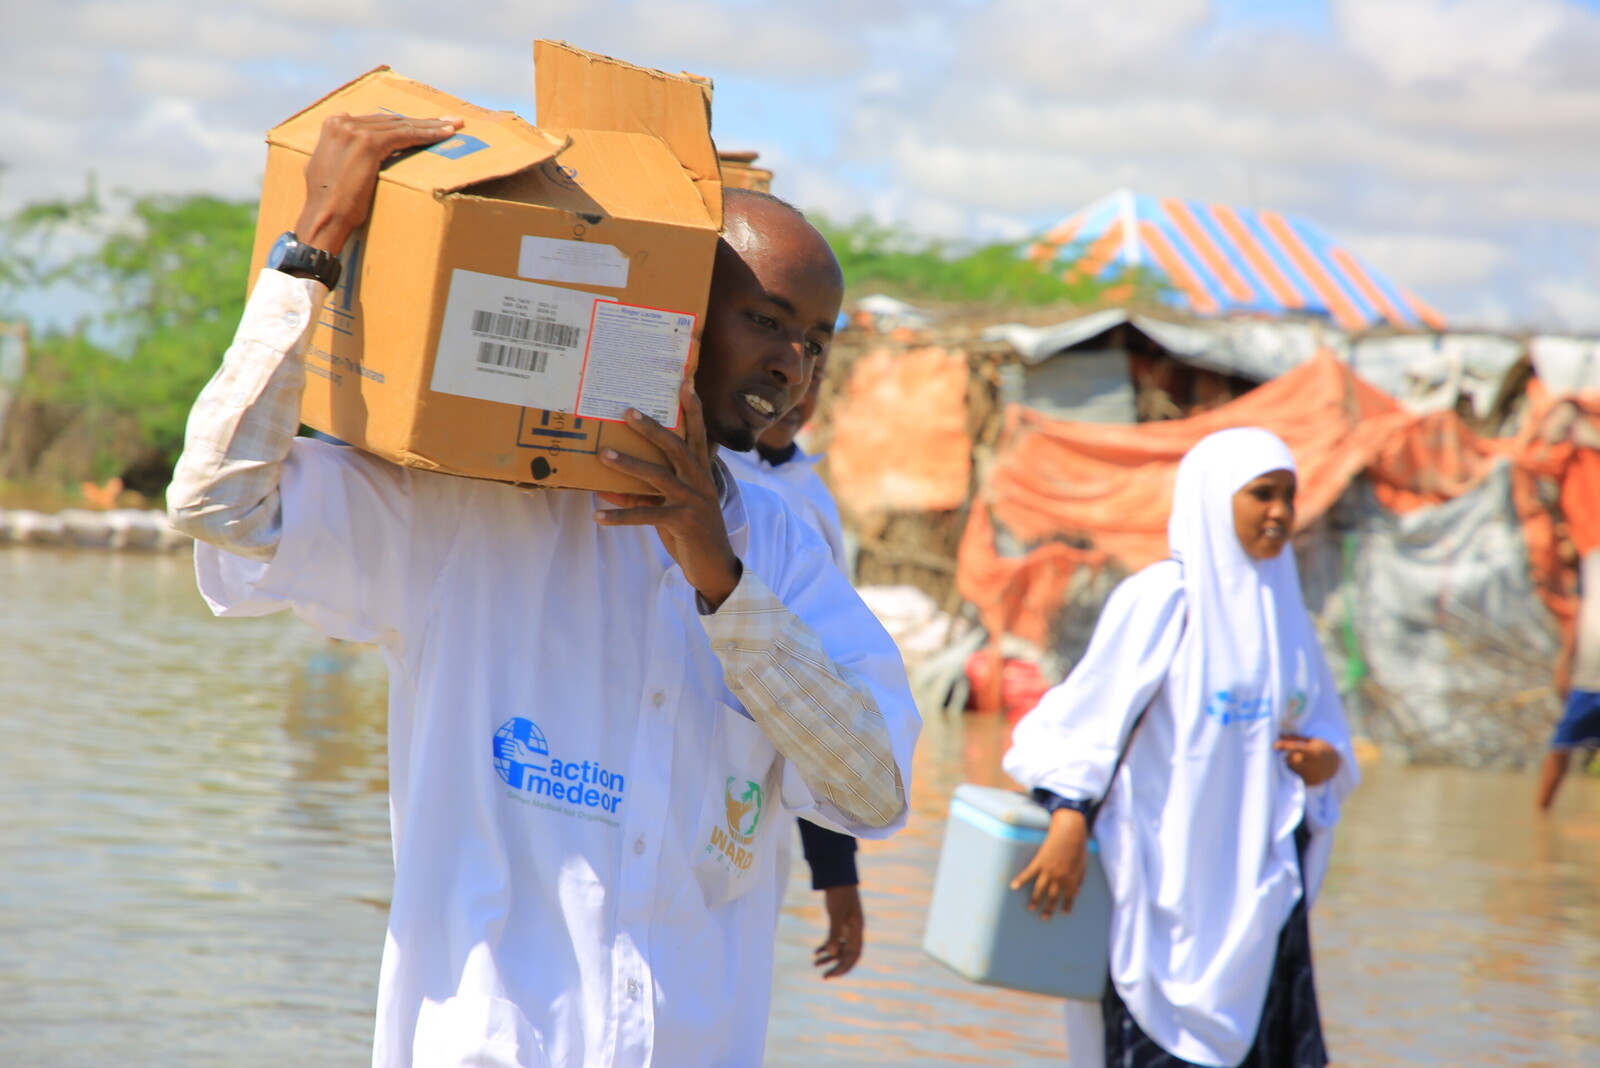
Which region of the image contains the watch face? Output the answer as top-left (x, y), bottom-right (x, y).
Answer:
top-left (265, 231), bottom-right (339, 289)
top-left (267, 231), bottom-right (300, 270)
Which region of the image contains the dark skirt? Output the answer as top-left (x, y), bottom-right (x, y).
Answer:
top-left (1100, 826), bottom-right (1328, 1068)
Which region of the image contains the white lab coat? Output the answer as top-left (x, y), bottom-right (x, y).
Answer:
top-left (196, 441), bottom-right (918, 1068)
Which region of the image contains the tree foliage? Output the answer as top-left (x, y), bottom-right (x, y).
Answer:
top-left (95, 195), bottom-right (257, 458)
top-left (0, 189), bottom-right (257, 489)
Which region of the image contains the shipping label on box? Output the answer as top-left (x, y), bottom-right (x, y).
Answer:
top-left (430, 270), bottom-right (695, 429)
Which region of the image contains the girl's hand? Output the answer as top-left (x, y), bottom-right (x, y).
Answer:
top-left (1010, 808), bottom-right (1089, 920)
top-left (1275, 733), bottom-right (1342, 786)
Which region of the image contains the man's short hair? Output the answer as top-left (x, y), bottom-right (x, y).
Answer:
top-left (724, 186), bottom-right (805, 220)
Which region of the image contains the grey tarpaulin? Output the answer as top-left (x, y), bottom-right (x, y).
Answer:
top-left (1347, 461), bottom-right (1561, 767)
top-left (984, 311), bottom-right (1541, 419)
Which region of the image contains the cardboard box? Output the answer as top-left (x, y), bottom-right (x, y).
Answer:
top-left (249, 41), bottom-right (724, 492)
top-left (718, 150), bottom-right (773, 193)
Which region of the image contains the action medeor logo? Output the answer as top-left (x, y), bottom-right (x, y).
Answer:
top-left (494, 717), bottom-right (550, 788)
top-left (493, 716), bottom-right (627, 815)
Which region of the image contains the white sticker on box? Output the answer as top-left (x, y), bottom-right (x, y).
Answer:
top-left (431, 269), bottom-right (597, 411)
top-left (518, 235), bottom-right (630, 289)
top-left (577, 302), bottom-right (696, 427)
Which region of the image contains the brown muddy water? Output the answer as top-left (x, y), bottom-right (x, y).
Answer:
top-left (2, 549), bottom-right (1598, 1066)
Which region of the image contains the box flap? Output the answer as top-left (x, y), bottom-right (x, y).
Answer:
top-left (267, 67), bottom-right (569, 195)
top-left (533, 41), bottom-right (722, 226)
top-left (503, 129), bottom-right (714, 229)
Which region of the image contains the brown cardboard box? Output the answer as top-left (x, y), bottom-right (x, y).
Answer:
top-left (249, 41), bottom-right (724, 492)
top-left (718, 150), bottom-right (774, 193)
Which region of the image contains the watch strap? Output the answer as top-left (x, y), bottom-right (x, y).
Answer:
top-left (269, 231), bottom-right (342, 291)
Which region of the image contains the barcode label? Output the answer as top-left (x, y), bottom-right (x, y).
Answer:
top-left (471, 309), bottom-right (581, 349)
top-left (433, 269), bottom-right (592, 411)
top-left (477, 342), bottom-right (549, 373)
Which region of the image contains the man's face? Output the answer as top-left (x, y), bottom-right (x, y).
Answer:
top-left (695, 200), bottom-right (844, 453)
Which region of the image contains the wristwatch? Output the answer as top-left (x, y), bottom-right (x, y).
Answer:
top-left (266, 231), bottom-right (342, 291)
top-left (1032, 788), bottom-right (1094, 816)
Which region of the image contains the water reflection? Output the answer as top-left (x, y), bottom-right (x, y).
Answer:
top-left (2, 551), bottom-right (1597, 1066)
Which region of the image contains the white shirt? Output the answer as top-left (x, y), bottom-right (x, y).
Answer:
top-left (169, 271), bottom-right (920, 1068)
top-left (720, 447), bottom-right (847, 572)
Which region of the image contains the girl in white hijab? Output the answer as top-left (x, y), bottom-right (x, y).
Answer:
top-left (1003, 427), bottom-right (1359, 1068)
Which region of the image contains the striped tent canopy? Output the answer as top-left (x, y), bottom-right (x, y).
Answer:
top-left (1032, 190), bottom-right (1445, 333)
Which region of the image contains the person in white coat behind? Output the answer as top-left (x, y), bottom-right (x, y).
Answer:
top-left (722, 328), bottom-right (867, 979)
top-left (1005, 427), bottom-right (1358, 1068)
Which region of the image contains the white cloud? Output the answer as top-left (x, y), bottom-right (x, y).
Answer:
top-left (1530, 277), bottom-right (1600, 334)
top-left (128, 55), bottom-right (246, 101)
top-left (961, 0), bottom-right (1211, 91)
top-left (3, 0), bottom-right (1600, 332)
top-left (813, 0), bottom-right (1600, 328)
top-left (1334, 0), bottom-right (1574, 87)
top-left (1341, 231), bottom-right (1507, 290)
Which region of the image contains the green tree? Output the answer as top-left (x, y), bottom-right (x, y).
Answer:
top-left (0, 180), bottom-right (101, 303)
top-left (95, 195), bottom-right (257, 468)
top-left (0, 189), bottom-right (257, 494)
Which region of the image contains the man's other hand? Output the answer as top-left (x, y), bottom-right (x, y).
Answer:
top-left (294, 112), bottom-right (463, 255)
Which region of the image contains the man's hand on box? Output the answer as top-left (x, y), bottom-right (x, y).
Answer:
top-left (594, 379), bottom-right (742, 611)
top-left (294, 112), bottom-right (463, 256)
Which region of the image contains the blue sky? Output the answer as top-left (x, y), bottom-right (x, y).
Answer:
top-left (4, 0), bottom-right (1600, 332)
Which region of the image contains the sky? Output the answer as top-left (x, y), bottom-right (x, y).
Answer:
top-left (3, 0), bottom-right (1599, 333)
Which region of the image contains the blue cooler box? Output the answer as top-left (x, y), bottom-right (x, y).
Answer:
top-left (922, 783), bottom-right (1110, 999)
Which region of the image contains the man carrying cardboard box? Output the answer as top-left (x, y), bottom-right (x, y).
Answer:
top-left (168, 110), bottom-right (919, 1068)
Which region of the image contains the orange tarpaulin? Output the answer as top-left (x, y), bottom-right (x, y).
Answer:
top-left (826, 346), bottom-right (972, 516)
top-left (958, 351), bottom-right (1574, 649)
top-left (1562, 448), bottom-right (1600, 555)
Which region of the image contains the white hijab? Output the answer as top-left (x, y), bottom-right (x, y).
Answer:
top-left (1169, 426), bottom-right (1311, 742)
top-left (1006, 427), bottom-right (1358, 1066)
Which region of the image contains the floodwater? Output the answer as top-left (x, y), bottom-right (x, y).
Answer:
top-left (2, 549), bottom-right (1597, 1066)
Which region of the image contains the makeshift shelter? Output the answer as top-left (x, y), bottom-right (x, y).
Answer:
top-left (1032, 190), bottom-right (1447, 333)
top-left (950, 351), bottom-right (1584, 765)
top-left (988, 312), bottom-right (1529, 424)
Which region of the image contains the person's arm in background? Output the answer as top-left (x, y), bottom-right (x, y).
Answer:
top-left (798, 819), bottom-right (862, 978)
top-left (1556, 610), bottom-right (1577, 700)
top-left (167, 114), bottom-right (461, 556)
top-left (752, 405), bottom-right (873, 979)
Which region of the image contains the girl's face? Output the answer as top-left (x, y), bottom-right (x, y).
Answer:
top-left (1232, 469), bottom-right (1297, 559)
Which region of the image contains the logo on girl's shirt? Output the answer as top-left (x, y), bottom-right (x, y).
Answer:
top-left (1285, 689), bottom-right (1308, 722)
top-left (1205, 690), bottom-right (1275, 727)
top-left (493, 716), bottom-right (627, 815)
